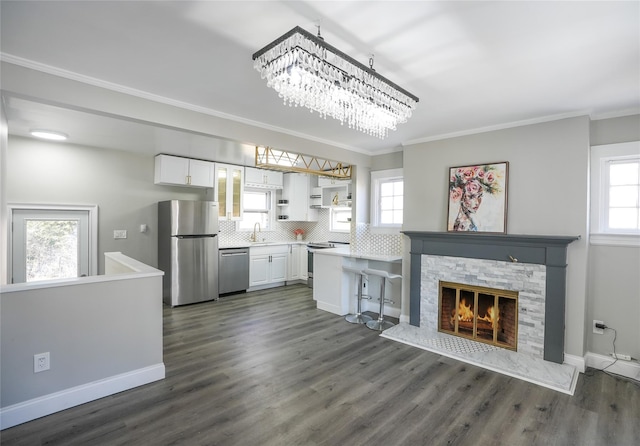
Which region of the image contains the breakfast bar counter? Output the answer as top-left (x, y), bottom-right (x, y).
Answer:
top-left (312, 246), bottom-right (402, 317)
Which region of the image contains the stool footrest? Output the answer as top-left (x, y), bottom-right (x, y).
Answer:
top-left (366, 319), bottom-right (395, 331)
top-left (345, 313), bottom-right (373, 324)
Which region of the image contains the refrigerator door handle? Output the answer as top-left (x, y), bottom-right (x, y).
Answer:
top-left (176, 234), bottom-right (216, 239)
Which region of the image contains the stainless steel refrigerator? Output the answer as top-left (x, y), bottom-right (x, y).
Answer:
top-left (158, 200), bottom-right (219, 306)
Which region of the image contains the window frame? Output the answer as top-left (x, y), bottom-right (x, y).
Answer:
top-left (236, 187), bottom-right (275, 232)
top-left (370, 168), bottom-right (403, 233)
top-left (590, 141), bottom-right (640, 247)
top-left (8, 203), bottom-right (98, 283)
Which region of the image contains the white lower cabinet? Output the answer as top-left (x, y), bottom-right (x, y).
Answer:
top-left (287, 244), bottom-right (307, 281)
top-left (249, 245), bottom-right (288, 289)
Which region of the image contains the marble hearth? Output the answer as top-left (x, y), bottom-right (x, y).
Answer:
top-left (382, 231), bottom-right (580, 394)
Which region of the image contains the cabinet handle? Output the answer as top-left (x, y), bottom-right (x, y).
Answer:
top-left (186, 175), bottom-right (192, 185)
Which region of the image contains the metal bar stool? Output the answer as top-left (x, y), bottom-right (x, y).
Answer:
top-left (342, 266), bottom-right (373, 324)
top-left (363, 268), bottom-right (402, 331)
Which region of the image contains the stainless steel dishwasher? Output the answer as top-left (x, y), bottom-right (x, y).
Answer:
top-left (218, 247), bottom-right (250, 295)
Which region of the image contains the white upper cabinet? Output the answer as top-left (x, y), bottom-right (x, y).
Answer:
top-left (245, 167), bottom-right (283, 189)
top-left (154, 154), bottom-right (215, 188)
top-left (215, 164), bottom-right (244, 220)
top-left (280, 173), bottom-right (318, 222)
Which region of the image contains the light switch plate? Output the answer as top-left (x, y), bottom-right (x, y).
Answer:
top-left (113, 230), bottom-right (127, 239)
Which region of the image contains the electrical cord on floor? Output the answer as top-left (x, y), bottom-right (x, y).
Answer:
top-left (600, 326), bottom-right (618, 373)
top-left (584, 325), bottom-right (639, 386)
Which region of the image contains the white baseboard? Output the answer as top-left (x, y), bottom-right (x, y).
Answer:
top-left (316, 301), bottom-right (347, 316)
top-left (585, 352), bottom-right (640, 381)
top-left (247, 281), bottom-right (285, 292)
top-left (0, 363), bottom-right (165, 430)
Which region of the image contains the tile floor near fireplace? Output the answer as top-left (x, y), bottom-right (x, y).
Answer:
top-left (381, 323), bottom-right (578, 395)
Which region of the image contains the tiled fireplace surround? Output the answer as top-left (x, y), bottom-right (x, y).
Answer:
top-left (382, 231), bottom-right (580, 393)
top-left (424, 257), bottom-right (545, 358)
top-left (406, 231), bottom-right (579, 362)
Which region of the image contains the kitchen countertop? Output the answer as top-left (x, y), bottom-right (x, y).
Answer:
top-left (219, 240), bottom-right (308, 249)
top-left (312, 245), bottom-right (402, 263)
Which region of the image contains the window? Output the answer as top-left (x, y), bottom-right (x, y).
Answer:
top-left (330, 207), bottom-right (351, 232)
top-left (371, 168), bottom-right (403, 230)
top-left (606, 159), bottom-right (639, 231)
top-left (10, 205), bottom-right (98, 283)
top-left (591, 141), bottom-right (640, 246)
top-left (238, 188), bottom-right (274, 231)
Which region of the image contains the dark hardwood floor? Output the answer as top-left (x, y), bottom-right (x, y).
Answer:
top-left (2, 284), bottom-right (639, 445)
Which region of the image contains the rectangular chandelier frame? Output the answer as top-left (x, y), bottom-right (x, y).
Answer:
top-left (252, 26), bottom-right (419, 139)
top-left (255, 146), bottom-right (351, 179)
top-left (252, 26), bottom-right (419, 104)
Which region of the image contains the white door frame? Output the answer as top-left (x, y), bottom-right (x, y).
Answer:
top-left (8, 203), bottom-right (98, 282)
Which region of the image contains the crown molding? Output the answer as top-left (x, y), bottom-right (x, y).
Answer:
top-left (403, 111), bottom-right (595, 146)
top-left (0, 53), bottom-right (367, 155)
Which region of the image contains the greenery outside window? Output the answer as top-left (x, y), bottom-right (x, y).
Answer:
top-left (371, 168), bottom-right (403, 232)
top-left (238, 189), bottom-right (274, 231)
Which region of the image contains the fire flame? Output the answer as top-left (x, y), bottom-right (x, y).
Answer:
top-left (457, 298), bottom-right (474, 322)
top-left (478, 306), bottom-right (500, 328)
top-left (449, 299), bottom-right (500, 329)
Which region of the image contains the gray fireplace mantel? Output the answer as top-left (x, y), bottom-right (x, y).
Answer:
top-left (402, 231), bottom-right (580, 363)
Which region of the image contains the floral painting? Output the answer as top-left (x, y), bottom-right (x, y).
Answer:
top-left (447, 162), bottom-right (508, 233)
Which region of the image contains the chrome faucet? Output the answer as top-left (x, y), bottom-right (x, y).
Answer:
top-left (250, 222), bottom-right (261, 242)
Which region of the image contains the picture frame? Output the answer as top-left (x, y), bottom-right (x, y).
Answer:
top-left (447, 162), bottom-right (509, 233)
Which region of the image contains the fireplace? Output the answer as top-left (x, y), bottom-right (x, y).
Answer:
top-left (439, 281), bottom-right (518, 351)
top-left (403, 231), bottom-right (579, 364)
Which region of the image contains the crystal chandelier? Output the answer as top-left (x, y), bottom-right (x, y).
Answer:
top-left (252, 26), bottom-right (419, 139)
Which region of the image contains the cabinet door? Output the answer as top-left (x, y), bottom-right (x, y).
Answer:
top-left (189, 159), bottom-right (215, 187)
top-left (265, 170), bottom-right (283, 188)
top-left (283, 173), bottom-right (317, 221)
top-left (244, 167), bottom-right (265, 185)
top-left (300, 247), bottom-right (308, 280)
top-left (216, 164), bottom-right (244, 220)
top-left (155, 155), bottom-right (190, 185)
top-left (270, 253), bottom-right (288, 282)
top-left (249, 255), bottom-right (269, 286)
top-left (288, 245), bottom-right (300, 280)
top-left (229, 165), bottom-right (244, 219)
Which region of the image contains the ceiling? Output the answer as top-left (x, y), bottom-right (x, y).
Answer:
top-left (1, 1), bottom-right (638, 156)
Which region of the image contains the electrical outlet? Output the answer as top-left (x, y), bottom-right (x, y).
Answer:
top-left (34, 352), bottom-right (50, 373)
top-left (593, 319), bottom-right (604, 335)
top-left (113, 229), bottom-right (127, 239)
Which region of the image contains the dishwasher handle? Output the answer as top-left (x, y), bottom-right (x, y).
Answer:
top-left (220, 251), bottom-right (248, 257)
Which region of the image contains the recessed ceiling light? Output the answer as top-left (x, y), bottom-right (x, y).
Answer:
top-left (29, 129), bottom-right (68, 141)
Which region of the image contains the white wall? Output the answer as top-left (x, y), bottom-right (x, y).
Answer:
top-left (403, 116), bottom-right (590, 358)
top-left (0, 269), bottom-right (164, 428)
top-left (1, 61), bottom-right (372, 169)
top-left (6, 136), bottom-right (204, 273)
top-left (587, 245), bottom-right (639, 359)
top-left (587, 115), bottom-right (640, 361)
top-left (0, 96), bottom-right (8, 285)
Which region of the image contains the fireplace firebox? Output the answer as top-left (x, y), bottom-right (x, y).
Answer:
top-left (439, 281), bottom-right (518, 351)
